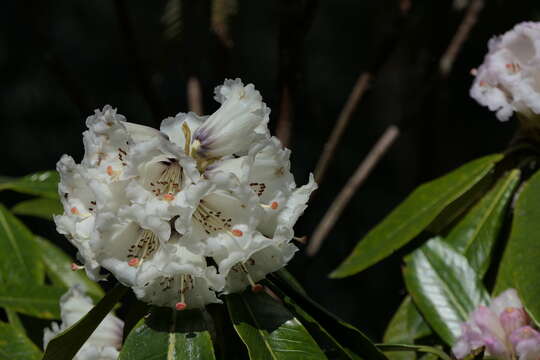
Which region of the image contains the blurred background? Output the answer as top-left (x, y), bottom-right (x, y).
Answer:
top-left (1, 0), bottom-right (538, 340)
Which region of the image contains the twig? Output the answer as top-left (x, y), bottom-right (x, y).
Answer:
top-left (307, 125), bottom-right (400, 256)
top-left (276, 85), bottom-right (292, 147)
top-left (114, 0), bottom-right (164, 124)
top-left (314, 72), bottom-right (372, 184)
top-left (439, 0), bottom-right (484, 77)
top-left (187, 76), bottom-right (203, 115)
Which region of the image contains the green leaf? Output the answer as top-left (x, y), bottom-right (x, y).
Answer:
top-left (495, 169), bottom-right (540, 324)
top-left (0, 204), bottom-right (43, 284)
top-left (0, 171), bottom-right (59, 199)
top-left (331, 154), bottom-right (502, 278)
top-left (0, 283), bottom-right (64, 319)
top-left (11, 198), bottom-right (62, 220)
top-left (0, 322), bottom-right (42, 360)
top-left (43, 283), bottom-right (128, 360)
top-left (35, 236), bottom-right (104, 299)
top-left (404, 238), bottom-right (489, 345)
top-left (226, 291), bottom-right (326, 360)
top-left (269, 272), bottom-right (387, 360)
top-left (376, 344), bottom-right (452, 360)
top-left (119, 307), bottom-right (216, 360)
top-left (446, 170), bottom-right (520, 277)
top-left (383, 296), bottom-right (431, 360)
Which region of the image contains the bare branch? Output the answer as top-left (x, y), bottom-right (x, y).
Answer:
top-left (187, 76), bottom-right (203, 115)
top-left (307, 125), bottom-right (400, 256)
top-left (439, 0), bottom-right (484, 77)
top-left (314, 72), bottom-right (372, 184)
top-left (276, 85), bottom-right (293, 147)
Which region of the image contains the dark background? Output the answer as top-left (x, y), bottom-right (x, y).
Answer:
top-left (1, 0), bottom-right (538, 340)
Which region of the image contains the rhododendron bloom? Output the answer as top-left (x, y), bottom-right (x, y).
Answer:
top-left (470, 22), bottom-right (540, 121)
top-left (43, 286), bottom-right (123, 360)
top-left (452, 289), bottom-right (540, 360)
top-left (55, 79), bottom-right (316, 310)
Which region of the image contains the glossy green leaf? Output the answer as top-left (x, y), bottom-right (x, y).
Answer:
top-left (119, 307), bottom-right (215, 360)
top-left (404, 238), bottom-right (489, 345)
top-left (11, 198), bottom-right (62, 220)
top-left (331, 154), bottom-right (502, 278)
top-left (0, 171), bottom-right (59, 199)
top-left (227, 291), bottom-right (326, 360)
top-left (377, 344), bottom-right (451, 360)
top-left (43, 284), bottom-right (128, 360)
top-left (383, 297), bottom-right (431, 360)
top-left (269, 272), bottom-right (387, 360)
top-left (35, 236), bottom-right (104, 299)
top-left (446, 170), bottom-right (520, 277)
top-left (494, 169), bottom-right (540, 324)
top-left (0, 283), bottom-right (64, 319)
top-left (0, 204), bottom-right (43, 284)
top-left (0, 322), bottom-right (42, 360)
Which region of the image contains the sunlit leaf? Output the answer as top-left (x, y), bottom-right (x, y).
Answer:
top-left (331, 154), bottom-right (502, 278)
top-left (43, 284), bottom-right (128, 360)
top-left (404, 238), bottom-right (489, 345)
top-left (0, 283), bottom-right (64, 319)
top-left (35, 236), bottom-right (104, 299)
top-left (0, 171), bottom-right (59, 199)
top-left (0, 204), bottom-right (43, 284)
top-left (12, 198), bottom-right (62, 220)
top-left (119, 307), bottom-right (215, 360)
top-left (0, 322), bottom-right (42, 360)
top-left (226, 291), bottom-right (326, 360)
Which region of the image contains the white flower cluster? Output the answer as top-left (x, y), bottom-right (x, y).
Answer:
top-left (470, 22), bottom-right (540, 121)
top-left (55, 79), bottom-right (316, 310)
top-left (44, 286), bottom-right (124, 360)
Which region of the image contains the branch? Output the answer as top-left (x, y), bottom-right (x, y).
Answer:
top-left (187, 76), bottom-right (203, 115)
top-left (314, 72), bottom-right (372, 183)
top-left (307, 125), bottom-right (400, 256)
top-left (439, 0), bottom-right (484, 77)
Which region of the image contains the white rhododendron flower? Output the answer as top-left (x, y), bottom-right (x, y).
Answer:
top-left (55, 79), bottom-right (316, 310)
top-left (470, 22), bottom-right (540, 121)
top-left (44, 285), bottom-right (123, 360)
top-left (452, 289), bottom-right (540, 360)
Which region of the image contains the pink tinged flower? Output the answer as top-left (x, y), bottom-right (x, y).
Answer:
top-left (500, 307), bottom-right (530, 335)
top-left (472, 306), bottom-right (511, 359)
top-left (510, 326), bottom-right (540, 360)
top-left (452, 323), bottom-right (485, 359)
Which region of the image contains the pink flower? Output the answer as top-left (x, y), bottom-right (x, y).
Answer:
top-left (452, 289), bottom-right (538, 360)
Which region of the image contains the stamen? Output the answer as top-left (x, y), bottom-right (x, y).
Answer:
top-left (231, 229), bottom-right (243, 237)
top-left (470, 68), bottom-right (478, 76)
top-left (106, 165), bottom-right (114, 176)
top-left (175, 275), bottom-right (187, 311)
top-left (261, 201), bottom-right (279, 210)
top-left (241, 264), bottom-right (263, 292)
top-left (128, 258), bottom-right (140, 267)
top-left (181, 122), bottom-right (192, 156)
top-left (70, 263), bottom-right (84, 271)
top-left (70, 207), bottom-right (79, 215)
top-left (163, 193), bottom-right (175, 201)
top-left (293, 235), bottom-right (307, 244)
top-left (127, 229), bottom-right (159, 267)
